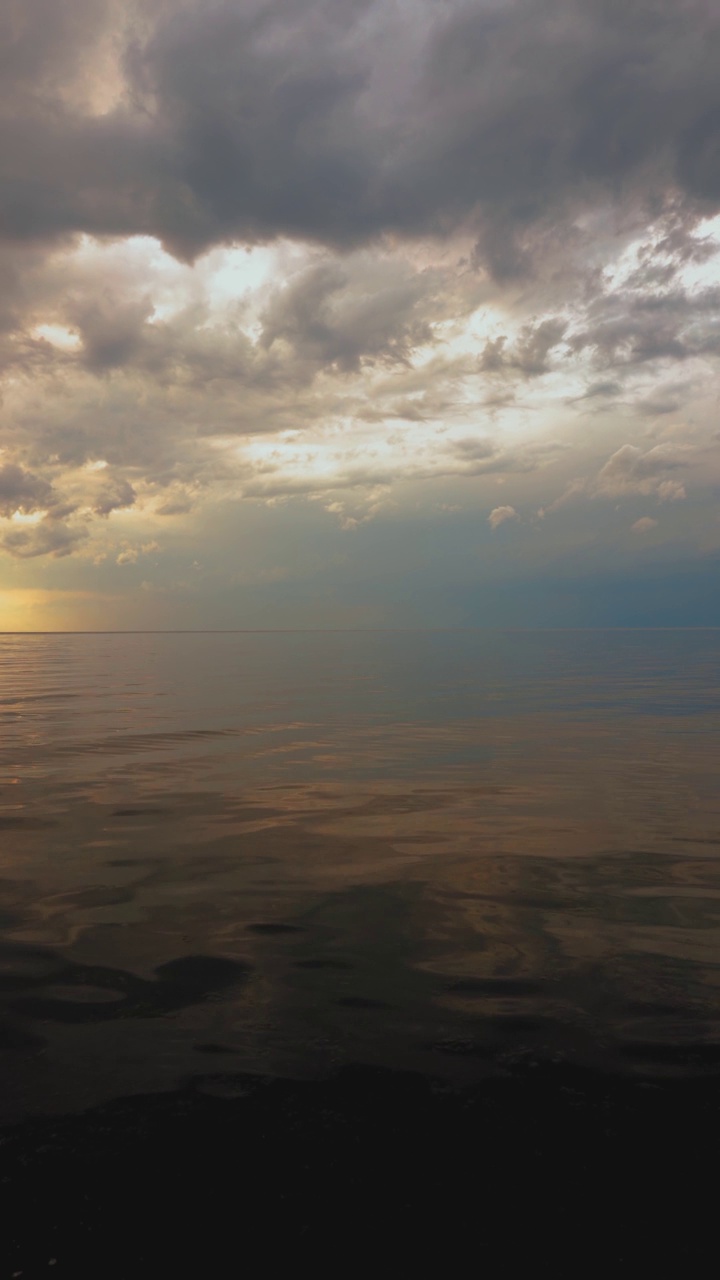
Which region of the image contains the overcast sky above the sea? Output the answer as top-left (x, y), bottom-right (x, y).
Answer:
top-left (1, 0), bottom-right (719, 629)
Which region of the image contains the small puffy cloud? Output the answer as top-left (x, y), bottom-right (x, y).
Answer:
top-left (596, 444), bottom-right (690, 501)
top-left (631, 517), bottom-right (659, 534)
top-left (546, 441), bottom-right (694, 514)
top-left (600, 443), bottom-right (682, 479)
top-left (656, 480), bottom-right (687, 503)
top-left (116, 540), bottom-right (160, 566)
top-left (488, 505), bottom-right (519, 530)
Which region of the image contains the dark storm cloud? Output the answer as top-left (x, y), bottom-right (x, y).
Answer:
top-left (2, 1), bottom-right (720, 270)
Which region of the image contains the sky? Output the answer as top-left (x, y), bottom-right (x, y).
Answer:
top-left (1, 0), bottom-right (719, 630)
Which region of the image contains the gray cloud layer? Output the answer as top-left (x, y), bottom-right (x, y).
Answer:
top-left (2, 0), bottom-right (720, 266)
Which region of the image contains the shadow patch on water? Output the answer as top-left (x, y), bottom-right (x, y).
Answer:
top-left (1, 942), bottom-right (250, 1025)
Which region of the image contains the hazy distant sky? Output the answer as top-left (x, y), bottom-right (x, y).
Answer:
top-left (1, 0), bottom-right (719, 629)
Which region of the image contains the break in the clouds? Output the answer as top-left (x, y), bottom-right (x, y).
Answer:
top-left (0, 0), bottom-right (719, 628)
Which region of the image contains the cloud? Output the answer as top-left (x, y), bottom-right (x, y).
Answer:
top-left (116, 540), bottom-right (160, 566)
top-left (258, 255), bottom-right (443, 373)
top-left (0, 208), bottom-right (714, 566)
top-left (631, 517), bottom-right (658, 534)
top-left (568, 283), bottom-right (720, 370)
top-left (479, 319), bottom-right (567, 377)
top-left (488, 505), bottom-right (519, 530)
top-left (156, 494), bottom-right (194, 517)
top-left (0, 0), bottom-right (719, 630)
top-left (0, 515), bottom-right (86, 559)
top-left (91, 476), bottom-right (137, 517)
top-left (634, 384), bottom-right (689, 417)
top-left (596, 443), bottom-right (689, 500)
top-left (544, 439), bottom-right (701, 514)
top-left (239, 432), bottom-right (567, 508)
top-left (72, 296), bottom-right (155, 372)
top-left (1, 1), bottom-right (720, 273)
top-left (0, 463), bottom-right (54, 517)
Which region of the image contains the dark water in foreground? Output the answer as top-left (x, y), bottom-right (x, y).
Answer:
top-left (1, 630), bottom-right (720, 1274)
top-left (1, 629), bottom-right (719, 1121)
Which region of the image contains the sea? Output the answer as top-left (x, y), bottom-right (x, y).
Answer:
top-left (1, 629), bottom-right (719, 1271)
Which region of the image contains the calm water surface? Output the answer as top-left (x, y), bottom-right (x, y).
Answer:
top-left (1, 630), bottom-right (719, 1120)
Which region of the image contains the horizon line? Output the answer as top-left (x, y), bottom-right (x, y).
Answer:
top-left (1, 627), bottom-right (720, 636)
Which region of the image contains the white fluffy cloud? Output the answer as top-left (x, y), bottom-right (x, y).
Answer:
top-left (488, 506), bottom-right (519, 530)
